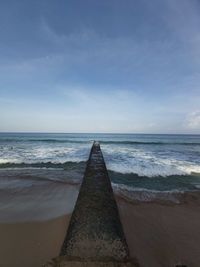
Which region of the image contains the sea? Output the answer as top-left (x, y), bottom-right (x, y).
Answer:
top-left (0, 132), bottom-right (200, 203)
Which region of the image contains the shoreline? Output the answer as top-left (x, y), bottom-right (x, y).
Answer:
top-left (1, 197), bottom-right (200, 267)
top-left (0, 180), bottom-right (200, 267)
top-left (0, 181), bottom-right (79, 223)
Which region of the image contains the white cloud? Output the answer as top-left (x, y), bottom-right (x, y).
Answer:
top-left (186, 111), bottom-right (200, 129)
top-left (60, 85), bottom-right (142, 118)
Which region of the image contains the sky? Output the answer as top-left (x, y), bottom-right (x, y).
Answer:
top-left (0, 0), bottom-right (200, 133)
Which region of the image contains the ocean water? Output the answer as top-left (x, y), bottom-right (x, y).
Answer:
top-left (0, 133), bottom-right (200, 200)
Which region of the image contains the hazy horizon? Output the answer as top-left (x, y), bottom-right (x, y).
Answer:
top-left (0, 131), bottom-right (199, 135)
top-left (0, 0), bottom-right (200, 134)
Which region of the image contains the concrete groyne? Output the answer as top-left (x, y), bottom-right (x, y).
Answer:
top-left (44, 142), bottom-right (139, 267)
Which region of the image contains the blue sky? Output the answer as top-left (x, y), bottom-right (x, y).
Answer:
top-left (0, 0), bottom-right (200, 133)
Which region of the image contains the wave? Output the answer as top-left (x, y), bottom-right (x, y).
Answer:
top-left (0, 161), bottom-right (86, 170)
top-left (112, 183), bottom-right (200, 204)
top-left (1, 161), bottom-right (200, 178)
top-left (113, 183), bottom-right (183, 203)
top-left (109, 169), bottom-right (200, 178)
top-left (106, 158), bottom-right (200, 177)
top-left (1, 139), bottom-right (200, 146)
top-left (0, 161), bottom-right (200, 197)
top-left (0, 162), bottom-right (85, 189)
top-left (101, 141), bottom-right (200, 145)
top-left (108, 170), bottom-right (200, 191)
top-left (0, 138), bottom-right (91, 144)
top-left (3, 173), bottom-right (81, 186)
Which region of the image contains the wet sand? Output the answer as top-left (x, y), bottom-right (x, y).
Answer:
top-left (0, 180), bottom-right (200, 267)
top-left (116, 196), bottom-right (200, 267)
top-left (0, 215), bottom-right (71, 267)
top-left (0, 177), bottom-right (79, 267)
top-left (0, 180), bottom-right (79, 222)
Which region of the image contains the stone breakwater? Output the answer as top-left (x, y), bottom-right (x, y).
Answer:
top-left (44, 142), bottom-right (139, 267)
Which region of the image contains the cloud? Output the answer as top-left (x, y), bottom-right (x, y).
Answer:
top-left (60, 85), bottom-right (142, 118)
top-left (0, 0), bottom-right (200, 133)
top-left (186, 111), bottom-right (200, 129)
top-left (38, 16), bottom-right (181, 83)
top-left (2, 7), bottom-right (199, 92)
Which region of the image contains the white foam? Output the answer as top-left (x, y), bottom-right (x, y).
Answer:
top-left (0, 143), bottom-right (90, 165)
top-left (1, 138), bottom-right (200, 178)
top-left (102, 145), bottom-right (200, 177)
top-left (178, 164), bottom-right (200, 174)
top-left (112, 183), bottom-right (183, 203)
top-left (0, 158), bottom-right (20, 164)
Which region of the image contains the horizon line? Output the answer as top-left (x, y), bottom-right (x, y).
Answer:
top-left (0, 131), bottom-right (199, 135)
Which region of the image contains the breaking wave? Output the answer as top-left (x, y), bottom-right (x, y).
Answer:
top-left (101, 141), bottom-right (200, 145)
top-left (0, 161), bottom-right (86, 170)
top-left (112, 183), bottom-right (200, 204)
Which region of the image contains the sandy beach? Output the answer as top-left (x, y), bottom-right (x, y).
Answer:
top-left (0, 215), bottom-right (71, 267)
top-left (0, 178), bottom-right (200, 267)
top-left (116, 195), bottom-right (200, 267)
top-left (0, 176), bottom-right (79, 267)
